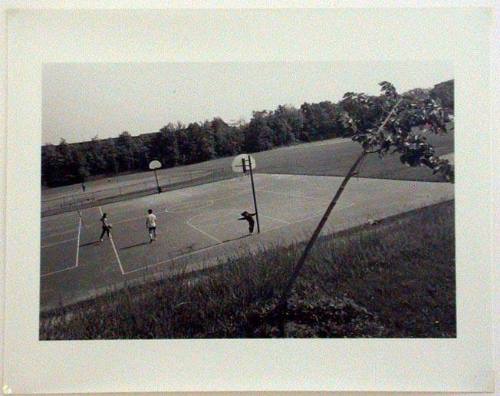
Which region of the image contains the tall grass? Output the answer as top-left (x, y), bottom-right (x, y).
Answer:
top-left (40, 201), bottom-right (455, 339)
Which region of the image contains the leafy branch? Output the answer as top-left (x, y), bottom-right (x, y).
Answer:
top-left (347, 81), bottom-right (454, 182)
top-left (277, 81), bottom-right (454, 336)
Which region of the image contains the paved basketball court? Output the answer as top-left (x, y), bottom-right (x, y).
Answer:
top-left (40, 173), bottom-right (454, 310)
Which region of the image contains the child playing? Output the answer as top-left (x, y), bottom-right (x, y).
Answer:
top-left (99, 212), bottom-right (112, 241)
top-left (238, 211), bottom-right (256, 234)
top-left (146, 209), bottom-right (157, 243)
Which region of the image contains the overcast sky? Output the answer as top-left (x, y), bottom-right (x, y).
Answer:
top-left (42, 62), bottom-right (452, 144)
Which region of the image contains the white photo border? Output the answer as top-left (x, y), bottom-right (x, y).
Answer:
top-left (2, 4), bottom-right (495, 394)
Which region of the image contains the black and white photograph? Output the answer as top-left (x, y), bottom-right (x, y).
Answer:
top-left (2, 4), bottom-right (496, 394)
top-left (39, 62), bottom-right (455, 339)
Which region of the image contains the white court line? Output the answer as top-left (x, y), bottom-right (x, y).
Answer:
top-left (41, 236), bottom-right (77, 249)
top-left (195, 215), bottom-right (243, 227)
top-left (124, 202), bottom-right (358, 276)
top-left (42, 220), bottom-right (82, 236)
top-left (75, 215), bottom-right (82, 267)
top-left (42, 183), bottom-right (353, 277)
top-left (260, 214), bottom-right (291, 225)
top-left (179, 185), bottom-right (267, 225)
top-left (121, 213), bottom-right (305, 276)
top-left (41, 268), bottom-right (72, 278)
top-left (258, 212), bottom-right (323, 236)
top-left (163, 181), bottom-right (321, 217)
top-left (123, 211), bottom-right (324, 275)
top-left (185, 221), bottom-right (222, 244)
top-left (42, 221), bottom-right (78, 232)
top-left (42, 208), bottom-right (101, 239)
top-left (115, 184), bottom-right (321, 228)
top-left (185, 203), bottom-right (222, 244)
top-left (99, 206), bottom-right (126, 275)
top-left (260, 202), bottom-right (356, 235)
top-left (181, 187), bottom-right (320, 228)
top-left (187, 212), bottom-right (290, 230)
top-left (41, 214), bottom-right (82, 278)
top-left (165, 199), bottom-right (214, 214)
top-left (90, 202), bottom-right (168, 230)
top-left (103, 210), bottom-right (163, 227)
top-left (123, 243), bottom-right (221, 275)
top-left (42, 227), bottom-right (80, 240)
top-left (258, 188), bottom-right (330, 202)
top-left (164, 184), bottom-right (259, 214)
top-left (165, 180), bottom-right (260, 213)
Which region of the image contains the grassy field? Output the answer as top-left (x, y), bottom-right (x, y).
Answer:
top-left (40, 200), bottom-right (455, 339)
top-left (254, 127), bottom-right (454, 181)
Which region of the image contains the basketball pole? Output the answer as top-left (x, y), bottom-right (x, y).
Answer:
top-left (154, 169), bottom-right (161, 193)
top-left (247, 155), bottom-right (260, 233)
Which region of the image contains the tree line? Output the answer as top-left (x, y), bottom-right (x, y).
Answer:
top-left (42, 80), bottom-right (453, 187)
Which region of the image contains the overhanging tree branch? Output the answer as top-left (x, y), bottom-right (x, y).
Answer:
top-left (276, 98), bottom-right (403, 336)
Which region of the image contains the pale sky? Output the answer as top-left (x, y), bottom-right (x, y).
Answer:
top-left (42, 62), bottom-right (452, 144)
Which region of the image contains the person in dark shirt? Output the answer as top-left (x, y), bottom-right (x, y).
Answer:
top-left (238, 211), bottom-right (256, 234)
top-left (99, 212), bottom-right (112, 242)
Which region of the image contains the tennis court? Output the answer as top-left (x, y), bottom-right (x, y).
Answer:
top-left (40, 173), bottom-right (454, 310)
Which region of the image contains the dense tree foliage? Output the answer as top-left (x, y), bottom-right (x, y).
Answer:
top-left (345, 81), bottom-right (454, 181)
top-left (42, 80), bottom-right (454, 187)
top-left (430, 80), bottom-right (454, 111)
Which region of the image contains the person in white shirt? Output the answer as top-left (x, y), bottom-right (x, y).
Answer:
top-left (146, 209), bottom-right (157, 243)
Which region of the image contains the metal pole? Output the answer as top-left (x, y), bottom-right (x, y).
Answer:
top-left (247, 156), bottom-right (260, 233)
top-left (154, 169), bottom-right (161, 193)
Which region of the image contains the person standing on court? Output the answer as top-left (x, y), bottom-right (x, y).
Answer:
top-left (99, 212), bottom-right (112, 242)
top-left (146, 209), bottom-right (157, 243)
top-left (238, 211), bottom-right (257, 234)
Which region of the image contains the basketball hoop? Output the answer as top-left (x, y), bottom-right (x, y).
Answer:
top-left (232, 154), bottom-right (256, 173)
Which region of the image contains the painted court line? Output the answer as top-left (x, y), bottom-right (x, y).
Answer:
top-left (165, 200), bottom-right (214, 214)
top-left (42, 220), bottom-right (79, 231)
top-left (123, 243), bottom-right (221, 275)
top-left (124, 202), bottom-right (360, 276)
top-left (41, 215), bottom-right (82, 278)
top-left (259, 202), bottom-right (356, 235)
top-left (123, 211), bottom-right (325, 276)
top-left (260, 214), bottom-right (291, 225)
top-left (186, 220), bottom-right (222, 244)
top-left (99, 206), bottom-right (126, 275)
top-left (42, 227), bottom-right (81, 241)
top-left (164, 186), bottom-right (252, 214)
top-left (258, 188), bottom-right (329, 202)
top-left (92, 201), bottom-right (170, 231)
top-left (42, 218), bottom-right (82, 235)
top-left (75, 215), bottom-right (82, 267)
top-left (195, 215), bottom-right (243, 227)
top-left (192, 213), bottom-right (291, 229)
top-left (101, 208), bottom-right (165, 227)
top-left (41, 236), bottom-right (77, 249)
top-left (168, 184), bottom-right (282, 226)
